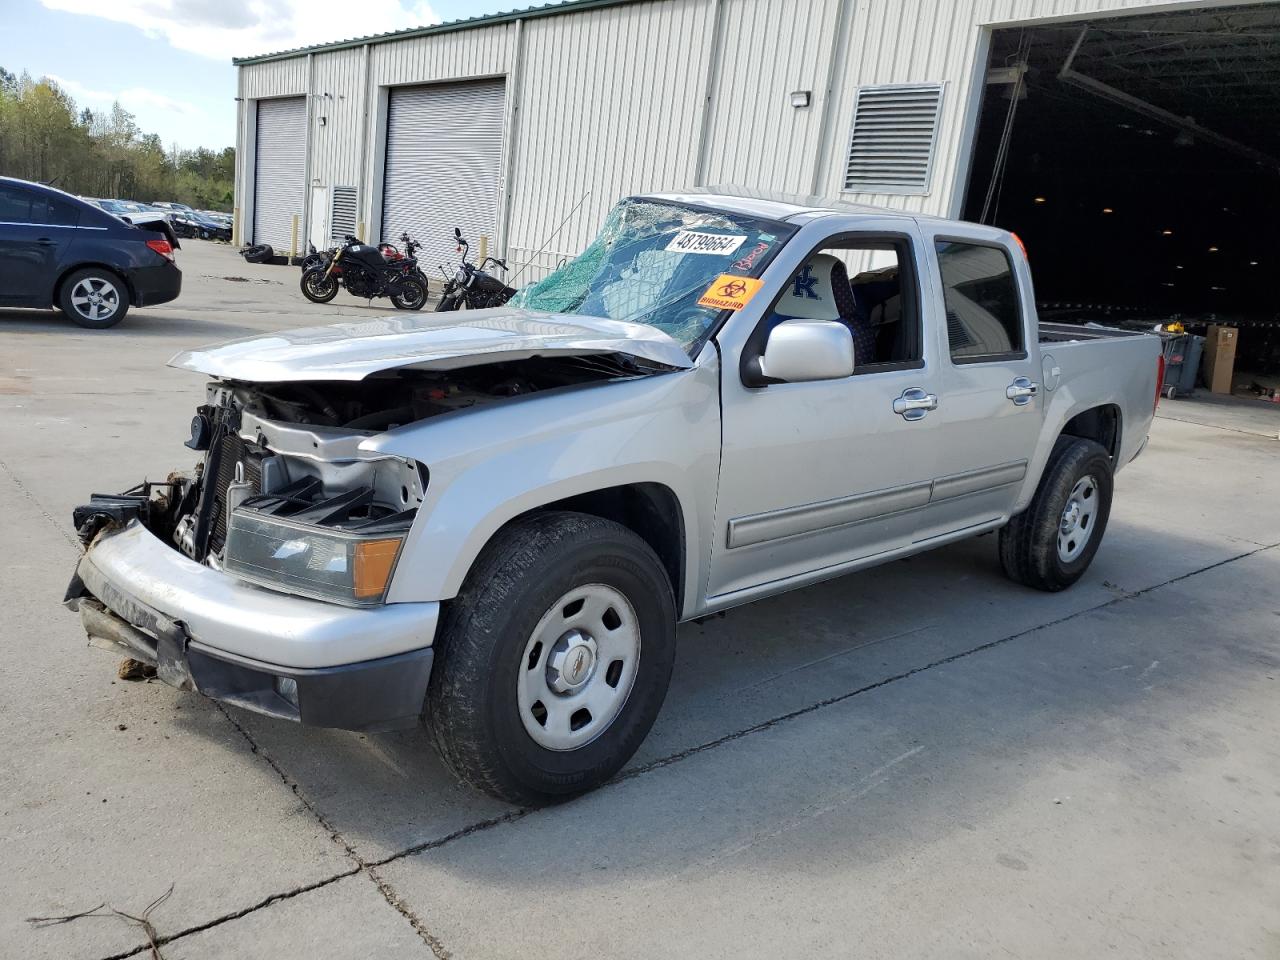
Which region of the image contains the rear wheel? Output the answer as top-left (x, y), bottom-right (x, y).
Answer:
top-left (999, 436), bottom-right (1113, 591)
top-left (426, 512), bottom-right (677, 805)
top-left (390, 276), bottom-right (427, 310)
top-left (58, 268), bottom-right (129, 329)
top-left (300, 267), bottom-right (339, 303)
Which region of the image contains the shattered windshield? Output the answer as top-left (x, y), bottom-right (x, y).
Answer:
top-left (511, 198), bottom-right (795, 355)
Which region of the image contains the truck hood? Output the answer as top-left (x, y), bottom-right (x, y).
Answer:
top-left (169, 308), bottom-right (693, 382)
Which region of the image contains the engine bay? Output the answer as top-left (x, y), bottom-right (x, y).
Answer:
top-left (72, 353), bottom-right (660, 575)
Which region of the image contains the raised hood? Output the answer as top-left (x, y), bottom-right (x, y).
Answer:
top-left (169, 308), bottom-right (693, 382)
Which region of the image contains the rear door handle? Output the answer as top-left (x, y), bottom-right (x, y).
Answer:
top-left (1006, 377), bottom-right (1039, 405)
top-left (893, 387), bottom-right (938, 421)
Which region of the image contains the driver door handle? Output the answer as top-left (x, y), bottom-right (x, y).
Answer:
top-left (893, 387), bottom-right (938, 421)
top-left (1006, 377), bottom-right (1039, 405)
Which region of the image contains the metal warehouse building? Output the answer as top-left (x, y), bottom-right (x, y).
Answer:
top-left (233, 0), bottom-right (1280, 373)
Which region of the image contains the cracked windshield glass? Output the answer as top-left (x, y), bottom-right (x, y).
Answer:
top-left (511, 198), bottom-right (795, 354)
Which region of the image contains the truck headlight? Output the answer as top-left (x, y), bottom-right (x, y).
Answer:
top-left (223, 510), bottom-right (405, 606)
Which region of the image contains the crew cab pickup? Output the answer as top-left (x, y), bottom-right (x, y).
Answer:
top-left (66, 191), bottom-right (1163, 804)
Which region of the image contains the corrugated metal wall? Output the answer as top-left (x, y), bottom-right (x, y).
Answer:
top-left (235, 0), bottom-right (1208, 273)
top-left (507, 0), bottom-right (715, 275)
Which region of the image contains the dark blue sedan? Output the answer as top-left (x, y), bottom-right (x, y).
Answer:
top-left (0, 177), bottom-right (182, 328)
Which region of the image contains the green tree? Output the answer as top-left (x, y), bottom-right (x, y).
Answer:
top-left (0, 67), bottom-right (233, 211)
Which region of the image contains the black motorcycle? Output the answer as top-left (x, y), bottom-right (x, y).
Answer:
top-left (300, 233), bottom-right (429, 310)
top-left (436, 227), bottom-right (517, 312)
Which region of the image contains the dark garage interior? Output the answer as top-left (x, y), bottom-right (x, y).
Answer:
top-left (963, 3), bottom-right (1280, 388)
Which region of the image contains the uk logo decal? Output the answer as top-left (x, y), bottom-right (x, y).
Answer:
top-left (792, 264), bottom-right (820, 300)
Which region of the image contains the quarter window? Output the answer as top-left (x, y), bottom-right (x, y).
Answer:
top-left (935, 240), bottom-right (1024, 361)
top-left (45, 196), bottom-right (81, 227)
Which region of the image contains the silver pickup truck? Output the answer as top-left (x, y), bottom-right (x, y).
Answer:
top-left (66, 191), bottom-right (1163, 804)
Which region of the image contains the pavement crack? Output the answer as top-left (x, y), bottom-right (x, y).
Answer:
top-left (94, 868), bottom-right (362, 960)
top-left (0, 455), bottom-right (79, 548)
top-left (374, 538), bottom-right (1280, 872)
top-left (366, 866), bottom-right (453, 959)
top-left (1155, 412), bottom-right (1279, 440)
top-left (612, 540), bottom-right (1280, 787)
top-left (208, 703), bottom-right (451, 957)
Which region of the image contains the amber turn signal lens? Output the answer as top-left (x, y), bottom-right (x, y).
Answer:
top-left (353, 538), bottom-right (403, 600)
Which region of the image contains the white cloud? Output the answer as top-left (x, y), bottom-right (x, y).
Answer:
top-left (40, 0), bottom-right (441, 61)
top-left (46, 74), bottom-right (199, 116)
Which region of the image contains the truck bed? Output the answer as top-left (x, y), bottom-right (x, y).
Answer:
top-left (1038, 321), bottom-right (1151, 344)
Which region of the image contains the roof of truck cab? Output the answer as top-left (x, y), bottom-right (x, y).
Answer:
top-left (643, 187), bottom-right (945, 226)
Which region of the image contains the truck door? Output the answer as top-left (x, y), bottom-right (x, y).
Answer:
top-left (706, 221), bottom-right (941, 602)
top-left (913, 229), bottom-right (1043, 541)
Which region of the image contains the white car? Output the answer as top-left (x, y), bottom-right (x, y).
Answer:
top-left (67, 190), bottom-right (1163, 803)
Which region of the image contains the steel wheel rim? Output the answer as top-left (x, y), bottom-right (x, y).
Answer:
top-left (1058, 475), bottom-right (1099, 563)
top-left (70, 277), bottom-right (120, 322)
top-left (517, 583), bottom-right (641, 751)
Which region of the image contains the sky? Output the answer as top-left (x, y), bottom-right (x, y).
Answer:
top-left (0, 0), bottom-right (518, 152)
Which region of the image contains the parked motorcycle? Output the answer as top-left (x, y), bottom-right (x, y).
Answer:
top-left (435, 227), bottom-right (517, 312)
top-left (300, 233), bottom-right (428, 310)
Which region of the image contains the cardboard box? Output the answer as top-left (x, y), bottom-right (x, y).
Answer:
top-left (1201, 325), bottom-right (1238, 394)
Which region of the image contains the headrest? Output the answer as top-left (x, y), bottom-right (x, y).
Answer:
top-left (775, 254), bottom-right (846, 321)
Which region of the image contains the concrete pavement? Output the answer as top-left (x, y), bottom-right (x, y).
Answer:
top-left (2, 240), bottom-right (1278, 958)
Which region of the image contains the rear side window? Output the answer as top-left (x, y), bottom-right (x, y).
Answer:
top-left (45, 196), bottom-right (82, 227)
top-left (935, 240), bottom-right (1024, 361)
top-left (0, 185), bottom-right (36, 224)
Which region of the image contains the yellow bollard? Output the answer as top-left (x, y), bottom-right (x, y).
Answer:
top-left (290, 215), bottom-right (299, 262)
top-left (478, 235), bottom-right (489, 263)
top-left (357, 221), bottom-right (365, 242)
top-left (232, 206), bottom-right (241, 247)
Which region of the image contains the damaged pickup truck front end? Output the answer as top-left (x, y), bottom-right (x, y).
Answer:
top-left (65, 310), bottom-right (692, 731)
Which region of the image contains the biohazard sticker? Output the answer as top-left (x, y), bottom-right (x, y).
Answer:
top-left (665, 231), bottom-right (747, 255)
top-left (697, 274), bottom-right (765, 311)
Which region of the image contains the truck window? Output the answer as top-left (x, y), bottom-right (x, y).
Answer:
top-left (935, 240), bottom-right (1024, 362)
top-left (763, 240), bottom-right (921, 370)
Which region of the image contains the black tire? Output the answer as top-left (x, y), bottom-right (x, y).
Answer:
top-left (999, 436), bottom-right (1114, 592)
top-left (390, 276), bottom-right (428, 311)
top-left (57, 268), bottom-right (130, 329)
top-left (242, 243), bottom-right (273, 264)
top-left (426, 511), bottom-right (677, 805)
top-left (300, 267), bottom-right (339, 303)
top-left (435, 292), bottom-right (460, 312)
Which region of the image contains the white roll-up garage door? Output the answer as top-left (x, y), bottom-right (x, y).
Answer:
top-left (381, 80), bottom-right (506, 268)
top-left (253, 97), bottom-right (306, 249)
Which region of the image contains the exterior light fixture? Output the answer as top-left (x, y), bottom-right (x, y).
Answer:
top-left (1102, 207), bottom-right (1114, 214)
top-left (1161, 229), bottom-right (1173, 236)
top-left (1208, 246), bottom-right (1219, 252)
top-left (1033, 197), bottom-right (1046, 204)
top-left (790, 91), bottom-right (811, 108)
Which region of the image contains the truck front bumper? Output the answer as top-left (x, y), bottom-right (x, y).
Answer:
top-left (67, 521), bottom-right (439, 731)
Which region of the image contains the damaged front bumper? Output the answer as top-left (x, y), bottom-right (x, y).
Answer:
top-left (66, 521), bottom-right (439, 731)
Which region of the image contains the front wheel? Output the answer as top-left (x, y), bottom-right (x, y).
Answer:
top-left (300, 267), bottom-right (339, 303)
top-left (426, 512), bottom-right (677, 805)
top-left (999, 436), bottom-right (1114, 591)
top-left (390, 275), bottom-right (427, 311)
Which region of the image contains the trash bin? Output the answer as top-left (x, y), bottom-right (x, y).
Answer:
top-left (1160, 332), bottom-right (1203, 399)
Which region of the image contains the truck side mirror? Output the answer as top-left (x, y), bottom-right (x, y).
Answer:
top-left (758, 320), bottom-right (855, 383)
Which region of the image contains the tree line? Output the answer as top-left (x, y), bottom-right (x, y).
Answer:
top-left (0, 67), bottom-right (234, 211)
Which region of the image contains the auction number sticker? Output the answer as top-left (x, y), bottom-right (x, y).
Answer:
top-left (665, 231), bottom-right (747, 255)
top-left (698, 274), bottom-right (765, 311)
